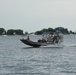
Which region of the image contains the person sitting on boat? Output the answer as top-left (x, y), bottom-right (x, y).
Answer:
top-left (38, 39), bottom-right (42, 42)
top-left (42, 38), bottom-right (47, 42)
top-left (38, 38), bottom-right (46, 43)
top-left (27, 36), bottom-right (29, 40)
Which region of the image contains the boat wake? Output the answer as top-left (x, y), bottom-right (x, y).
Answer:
top-left (63, 43), bottom-right (76, 47)
top-left (41, 43), bottom-right (64, 48)
top-left (41, 43), bottom-right (76, 48)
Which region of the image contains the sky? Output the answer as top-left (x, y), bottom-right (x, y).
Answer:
top-left (0, 0), bottom-right (76, 32)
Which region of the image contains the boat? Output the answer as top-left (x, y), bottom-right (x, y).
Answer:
top-left (20, 32), bottom-right (63, 47)
top-left (20, 39), bottom-right (41, 47)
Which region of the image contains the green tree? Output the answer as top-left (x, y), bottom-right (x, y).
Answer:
top-left (41, 29), bottom-right (48, 32)
top-left (15, 29), bottom-right (23, 35)
top-left (25, 32), bottom-right (28, 35)
top-left (47, 28), bottom-right (55, 32)
top-left (7, 29), bottom-right (15, 35)
top-left (0, 28), bottom-right (6, 35)
top-left (35, 28), bottom-right (55, 35)
top-left (70, 30), bottom-right (74, 34)
top-left (35, 31), bottom-right (43, 35)
top-left (55, 27), bottom-right (69, 34)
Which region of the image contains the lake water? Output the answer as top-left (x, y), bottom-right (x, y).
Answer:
top-left (0, 35), bottom-right (76, 75)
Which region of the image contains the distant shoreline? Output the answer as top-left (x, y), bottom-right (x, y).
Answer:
top-left (0, 27), bottom-right (76, 35)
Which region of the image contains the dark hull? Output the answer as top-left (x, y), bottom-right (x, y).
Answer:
top-left (20, 39), bottom-right (42, 47)
top-left (20, 39), bottom-right (57, 47)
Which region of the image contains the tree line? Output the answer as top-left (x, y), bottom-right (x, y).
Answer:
top-left (35, 27), bottom-right (76, 35)
top-left (0, 27), bottom-right (76, 35)
top-left (0, 28), bottom-right (23, 35)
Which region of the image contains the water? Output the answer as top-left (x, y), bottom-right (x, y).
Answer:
top-left (0, 35), bottom-right (76, 75)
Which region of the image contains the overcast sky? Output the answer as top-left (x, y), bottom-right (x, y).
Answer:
top-left (0, 0), bottom-right (76, 32)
